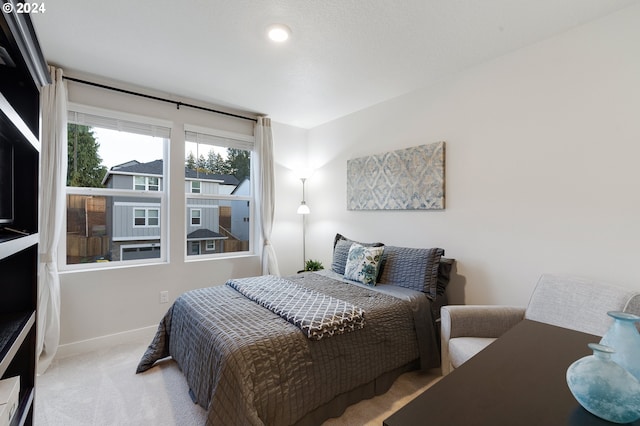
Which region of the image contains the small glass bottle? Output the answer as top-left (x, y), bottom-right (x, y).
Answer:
top-left (566, 343), bottom-right (640, 424)
top-left (600, 311), bottom-right (640, 381)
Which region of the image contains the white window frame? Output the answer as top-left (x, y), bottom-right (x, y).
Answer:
top-left (191, 181), bottom-right (201, 193)
top-left (60, 103), bottom-right (171, 271)
top-left (190, 208), bottom-right (202, 226)
top-left (205, 240), bottom-right (215, 251)
top-left (133, 176), bottom-right (160, 191)
top-left (148, 177), bottom-right (160, 191)
top-left (133, 208), bottom-right (146, 227)
top-left (184, 124), bottom-right (255, 261)
top-left (133, 207), bottom-right (160, 228)
top-left (148, 208), bottom-right (159, 226)
top-left (134, 176), bottom-right (145, 191)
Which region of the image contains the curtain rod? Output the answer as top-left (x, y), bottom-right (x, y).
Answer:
top-left (62, 76), bottom-right (258, 123)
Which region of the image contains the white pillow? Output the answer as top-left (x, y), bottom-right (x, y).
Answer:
top-left (344, 243), bottom-right (385, 286)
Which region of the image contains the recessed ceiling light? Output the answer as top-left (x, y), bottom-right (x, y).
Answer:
top-left (267, 24), bottom-right (291, 42)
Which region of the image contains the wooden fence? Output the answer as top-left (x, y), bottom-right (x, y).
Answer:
top-left (67, 194), bottom-right (109, 262)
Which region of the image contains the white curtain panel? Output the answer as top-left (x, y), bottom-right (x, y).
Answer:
top-left (37, 66), bottom-right (68, 374)
top-left (255, 117), bottom-right (280, 276)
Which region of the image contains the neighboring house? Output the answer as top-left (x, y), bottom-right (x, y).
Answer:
top-left (102, 159), bottom-right (245, 260)
top-left (229, 178), bottom-right (251, 242)
top-left (184, 167), bottom-right (240, 256)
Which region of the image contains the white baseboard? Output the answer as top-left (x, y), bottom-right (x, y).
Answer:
top-left (55, 326), bottom-right (157, 359)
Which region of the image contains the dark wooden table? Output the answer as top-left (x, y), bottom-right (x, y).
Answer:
top-left (384, 319), bottom-right (640, 426)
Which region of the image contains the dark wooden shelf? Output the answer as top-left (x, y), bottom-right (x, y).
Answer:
top-left (0, 311), bottom-right (35, 375)
top-left (1, 7), bottom-right (47, 425)
top-left (0, 93), bottom-right (40, 151)
top-left (10, 387), bottom-right (34, 426)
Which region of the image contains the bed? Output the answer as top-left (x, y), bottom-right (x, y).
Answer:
top-left (136, 234), bottom-right (453, 425)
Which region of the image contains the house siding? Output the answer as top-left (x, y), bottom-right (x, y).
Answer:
top-left (186, 201), bottom-right (220, 234)
top-left (113, 202), bottom-right (162, 240)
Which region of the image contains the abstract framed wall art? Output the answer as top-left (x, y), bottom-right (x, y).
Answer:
top-left (347, 141), bottom-right (445, 210)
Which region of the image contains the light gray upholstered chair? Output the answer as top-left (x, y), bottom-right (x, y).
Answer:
top-left (440, 274), bottom-right (640, 375)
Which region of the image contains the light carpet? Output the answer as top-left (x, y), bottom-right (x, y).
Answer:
top-left (35, 339), bottom-right (441, 425)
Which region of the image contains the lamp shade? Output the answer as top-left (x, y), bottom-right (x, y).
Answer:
top-left (297, 202), bottom-right (310, 215)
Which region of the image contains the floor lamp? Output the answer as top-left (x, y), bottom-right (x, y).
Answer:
top-left (297, 177), bottom-right (310, 270)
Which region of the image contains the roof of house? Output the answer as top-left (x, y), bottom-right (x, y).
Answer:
top-left (231, 177), bottom-right (250, 195)
top-left (103, 159), bottom-right (240, 185)
top-left (185, 168), bottom-right (239, 185)
top-left (110, 159), bottom-right (161, 175)
top-left (187, 229), bottom-right (227, 240)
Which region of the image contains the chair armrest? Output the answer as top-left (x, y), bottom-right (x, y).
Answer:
top-left (441, 305), bottom-right (526, 339)
top-left (440, 305), bottom-right (525, 375)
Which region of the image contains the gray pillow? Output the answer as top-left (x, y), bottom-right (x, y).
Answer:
top-left (437, 257), bottom-right (455, 295)
top-left (331, 233), bottom-right (383, 275)
top-left (378, 246), bottom-right (444, 298)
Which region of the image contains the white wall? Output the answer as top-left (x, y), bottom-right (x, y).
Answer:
top-left (57, 4), bottom-right (640, 353)
top-left (271, 122), bottom-right (309, 275)
top-left (58, 75), bottom-right (261, 353)
top-left (289, 5), bottom-right (640, 307)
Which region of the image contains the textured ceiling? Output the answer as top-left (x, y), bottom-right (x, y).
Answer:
top-left (32, 0), bottom-right (638, 128)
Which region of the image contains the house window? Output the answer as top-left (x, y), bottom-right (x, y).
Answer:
top-left (184, 125), bottom-right (254, 258)
top-left (134, 176), bottom-right (145, 190)
top-left (134, 176), bottom-right (160, 191)
top-left (148, 209), bottom-right (159, 226)
top-left (134, 208), bottom-right (160, 227)
top-left (191, 209), bottom-right (201, 226)
top-left (148, 177), bottom-right (159, 191)
top-left (64, 106), bottom-right (170, 268)
top-left (134, 209), bottom-right (145, 226)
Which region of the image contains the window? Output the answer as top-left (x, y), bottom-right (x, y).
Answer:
top-left (64, 105), bottom-right (170, 267)
top-left (185, 125), bottom-right (254, 258)
top-left (148, 209), bottom-right (159, 226)
top-left (148, 177), bottom-right (159, 191)
top-left (191, 209), bottom-right (201, 226)
top-left (134, 176), bottom-right (160, 191)
top-left (134, 208), bottom-right (160, 227)
top-left (134, 209), bottom-right (145, 226)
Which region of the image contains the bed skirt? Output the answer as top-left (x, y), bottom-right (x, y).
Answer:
top-left (293, 360), bottom-right (421, 426)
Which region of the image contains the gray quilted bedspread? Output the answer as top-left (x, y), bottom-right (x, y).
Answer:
top-left (136, 272), bottom-right (438, 426)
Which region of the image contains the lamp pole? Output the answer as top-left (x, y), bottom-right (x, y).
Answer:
top-left (302, 211), bottom-right (306, 269)
top-left (297, 177), bottom-right (309, 270)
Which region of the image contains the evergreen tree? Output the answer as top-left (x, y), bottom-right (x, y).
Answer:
top-left (185, 151), bottom-right (196, 170)
top-left (184, 147), bottom-right (250, 179)
top-left (207, 150), bottom-right (228, 174)
top-left (67, 124), bottom-right (108, 187)
top-left (196, 154), bottom-right (207, 172)
top-left (226, 148), bottom-right (250, 181)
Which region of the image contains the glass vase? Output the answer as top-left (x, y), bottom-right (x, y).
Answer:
top-left (566, 343), bottom-right (640, 424)
top-left (600, 311), bottom-right (640, 381)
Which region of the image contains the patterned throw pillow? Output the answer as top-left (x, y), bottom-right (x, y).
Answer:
top-left (331, 233), bottom-right (383, 275)
top-left (344, 243), bottom-right (385, 286)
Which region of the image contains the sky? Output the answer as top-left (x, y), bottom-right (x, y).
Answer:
top-left (93, 128), bottom-right (163, 169)
top-left (93, 128), bottom-right (226, 169)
